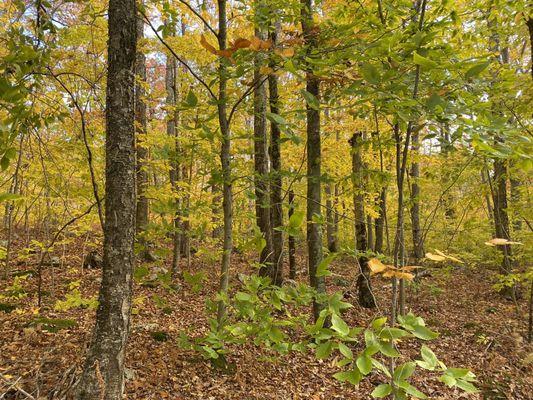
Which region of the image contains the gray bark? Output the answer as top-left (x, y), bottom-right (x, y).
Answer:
top-left (301, 0), bottom-right (326, 321)
top-left (350, 132), bottom-right (375, 309)
top-left (76, 0), bottom-right (137, 397)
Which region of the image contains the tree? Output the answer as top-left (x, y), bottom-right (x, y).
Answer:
top-left (268, 14), bottom-right (285, 284)
top-left (253, 0), bottom-right (274, 281)
top-left (165, 20), bottom-right (182, 278)
top-left (76, 0), bottom-right (137, 397)
top-left (301, 0), bottom-right (326, 321)
top-left (350, 132), bottom-right (376, 308)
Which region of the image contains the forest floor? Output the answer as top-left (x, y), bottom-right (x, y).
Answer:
top-left (0, 235), bottom-right (532, 400)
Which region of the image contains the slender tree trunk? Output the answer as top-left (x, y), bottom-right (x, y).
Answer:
top-left (253, 3), bottom-right (274, 280)
top-left (165, 23), bottom-right (182, 278)
top-left (350, 132), bottom-right (375, 308)
top-left (135, 6), bottom-right (149, 237)
top-left (409, 130), bottom-right (424, 262)
top-left (375, 187), bottom-right (386, 253)
top-left (288, 189), bottom-right (297, 280)
top-left (325, 183), bottom-right (338, 252)
top-left (301, 0), bottom-right (326, 321)
top-left (268, 17), bottom-right (284, 284)
top-left (492, 159), bottom-right (513, 276)
top-left (76, 0), bottom-right (136, 397)
top-left (216, 0), bottom-right (232, 325)
top-left (211, 182), bottom-right (223, 239)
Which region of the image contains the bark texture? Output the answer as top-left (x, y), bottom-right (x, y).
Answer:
top-left (301, 0), bottom-right (326, 321)
top-left (288, 189), bottom-right (297, 280)
top-left (253, 9), bottom-right (274, 280)
top-left (350, 133), bottom-right (375, 309)
top-left (76, 0), bottom-right (136, 397)
top-left (268, 19), bottom-right (284, 285)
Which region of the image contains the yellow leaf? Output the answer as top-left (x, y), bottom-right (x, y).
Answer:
top-left (368, 258), bottom-right (387, 274)
top-left (425, 252), bottom-right (446, 262)
top-left (485, 238), bottom-right (523, 246)
top-left (259, 66), bottom-right (274, 75)
top-left (434, 249), bottom-right (463, 263)
top-left (275, 47), bottom-right (295, 57)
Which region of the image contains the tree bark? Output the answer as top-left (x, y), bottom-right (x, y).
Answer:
top-left (288, 189), bottom-right (297, 280)
top-left (165, 22), bottom-right (182, 278)
top-left (325, 183), bottom-right (338, 252)
top-left (76, 0), bottom-right (136, 397)
top-left (135, 5), bottom-right (149, 236)
top-left (301, 0), bottom-right (326, 321)
top-left (253, 4), bottom-right (274, 280)
top-left (409, 129), bottom-right (424, 262)
top-left (268, 17), bottom-right (284, 285)
top-left (216, 0), bottom-right (233, 325)
top-left (350, 132), bottom-right (375, 309)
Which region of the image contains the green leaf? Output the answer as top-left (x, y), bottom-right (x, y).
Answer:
top-left (412, 325), bottom-right (439, 340)
top-left (333, 368), bottom-right (362, 385)
top-left (456, 380), bottom-right (479, 393)
top-left (361, 63), bottom-right (380, 84)
top-left (465, 60), bottom-right (490, 79)
top-left (185, 90), bottom-right (198, 107)
top-left (371, 384), bottom-right (392, 398)
top-left (235, 292), bottom-right (252, 302)
top-left (315, 341), bottom-right (333, 359)
top-left (393, 362), bottom-right (416, 383)
top-left (356, 355), bottom-right (372, 375)
top-left (288, 210), bottom-right (305, 229)
top-left (413, 51), bottom-right (437, 69)
top-left (300, 89), bottom-right (320, 110)
top-left (379, 327), bottom-right (409, 340)
top-left (379, 341), bottom-right (400, 357)
top-left (266, 112), bottom-right (287, 125)
top-left (316, 253), bottom-right (336, 277)
top-left (440, 374), bottom-right (456, 387)
top-left (331, 313), bottom-right (350, 336)
top-left (419, 345), bottom-right (438, 369)
top-left (371, 317), bottom-right (387, 330)
top-left (0, 193), bottom-right (22, 202)
top-left (405, 384), bottom-right (427, 399)
top-left (338, 342), bottom-right (353, 359)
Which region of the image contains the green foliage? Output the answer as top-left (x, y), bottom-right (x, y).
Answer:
top-left (53, 280), bottom-right (98, 311)
top-left (179, 275), bottom-right (476, 398)
top-left (30, 317), bottom-right (77, 333)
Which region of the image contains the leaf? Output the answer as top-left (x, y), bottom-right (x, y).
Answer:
top-left (275, 47), bottom-right (295, 57)
top-left (371, 384), bottom-right (392, 398)
top-left (413, 51), bottom-right (437, 69)
top-left (465, 61), bottom-right (490, 79)
top-left (333, 369), bottom-right (362, 385)
top-left (185, 90), bottom-right (198, 107)
top-left (360, 63), bottom-right (380, 84)
top-left (231, 37), bottom-right (251, 49)
top-left (331, 313), bottom-right (350, 336)
top-left (393, 362), bottom-right (416, 383)
top-left (200, 34), bottom-right (218, 55)
top-left (315, 341), bottom-right (333, 359)
top-left (420, 345), bottom-right (438, 369)
top-left (425, 252), bottom-right (446, 261)
top-left (316, 253), bottom-right (336, 277)
top-left (356, 355), bottom-right (372, 375)
top-left (368, 258), bottom-right (387, 274)
top-left (485, 238), bottom-right (523, 246)
top-left (434, 249), bottom-right (463, 263)
top-left (412, 325), bottom-right (439, 340)
top-left (0, 193), bottom-right (22, 202)
top-left (338, 342), bottom-right (353, 359)
top-left (456, 379), bottom-right (479, 393)
top-left (300, 89), bottom-right (320, 110)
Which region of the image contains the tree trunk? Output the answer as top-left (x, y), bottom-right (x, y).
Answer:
top-left (492, 159), bottom-right (513, 276)
top-left (216, 0), bottom-right (232, 325)
top-left (253, 5), bottom-right (274, 280)
top-left (165, 23), bottom-right (182, 278)
top-left (325, 183), bottom-right (338, 252)
top-left (301, 0), bottom-right (326, 321)
top-left (409, 130), bottom-right (424, 262)
top-left (288, 189), bottom-right (297, 280)
top-left (268, 17), bottom-right (284, 285)
top-left (375, 187), bottom-right (386, 253)
top-left (135, 6), bottom-right (149, 236)
top-left (76, 0), bottom-right (136, 397)
top-left (350, 132), bottom-right (375, 309)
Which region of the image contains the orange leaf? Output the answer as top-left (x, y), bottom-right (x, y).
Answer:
top-left (200, 34), bottom-right (218, 55)
top-left (232, 37), bottom-right (251, 49)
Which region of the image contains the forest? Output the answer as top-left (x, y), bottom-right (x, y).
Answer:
top-left (0, 0), bottom-right (532, 399)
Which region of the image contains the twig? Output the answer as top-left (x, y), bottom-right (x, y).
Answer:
top-left (0, 373), bottom-right (36, 399)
